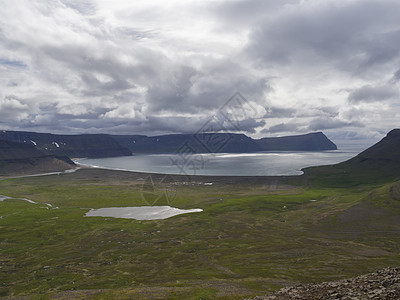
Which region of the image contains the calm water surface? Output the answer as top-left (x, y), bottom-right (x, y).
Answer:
top-left (78, 148), bottom-right (362, 176)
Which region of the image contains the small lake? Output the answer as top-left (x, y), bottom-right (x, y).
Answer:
top-left (77, 148), bottom-right (362, 176)
top-left (86, 206), bottom-right (203, 220)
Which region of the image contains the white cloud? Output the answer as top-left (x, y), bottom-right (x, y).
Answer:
top-left (0, 0), bottom-right (399, 138)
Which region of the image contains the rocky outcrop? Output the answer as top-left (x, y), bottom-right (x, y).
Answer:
top-left (248, 267), bottom-right (400, 300)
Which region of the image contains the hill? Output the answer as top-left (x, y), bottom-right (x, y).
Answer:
top-left (304, 129), bottom-right (400, 186)
top-left (112, 132), bottom-right (337, 154)
top-left (0, 140), bottom-right (75, 176)
top-left (0, 131), bottom-right (131, 158)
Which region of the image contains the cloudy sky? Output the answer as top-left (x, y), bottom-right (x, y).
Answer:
top-left (1, 0), bottom-right (399, 143)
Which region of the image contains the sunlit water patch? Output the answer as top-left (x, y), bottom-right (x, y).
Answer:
top-left (85, 206), bottom-right (203, 220)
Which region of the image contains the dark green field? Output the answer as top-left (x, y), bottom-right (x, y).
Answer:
top-left (1, 167), bottom-right (400, 299)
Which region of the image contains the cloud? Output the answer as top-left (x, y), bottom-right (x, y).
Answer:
top-left (266, 122), bottom-right (300, 134)
top-left (247, 0), bottom-right (400, 73)
top-left (0, 95), bottom-right (29, 122)
top-left (348, 84), bottom-right (399, 103)
top-left (308, 118), bottom-right (364, 131)
top-left (391, 67), bottom-right (400, 83)
top-left (0, 0), bottom-right (399, 139)
top-left (264, 106), bottom-right (296, 118)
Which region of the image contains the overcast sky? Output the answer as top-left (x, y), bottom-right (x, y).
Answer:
top-left (0, 0), bottom-right (399, 142)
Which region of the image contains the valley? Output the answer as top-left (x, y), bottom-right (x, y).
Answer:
top-left (0, 166), bottom-right (399, 299)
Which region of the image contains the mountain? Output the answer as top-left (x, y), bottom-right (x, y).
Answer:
top-left (0, 139), bottom-right (75, 176)
top-left (255, 132), bottom-right (337, 151)
top-left (112, 132), bottom-right (337, 154)
top-left (111, 133), bottom-right (261, 154)
top-left (0, 131), bottom-right (131, 158)
top-left (0, 130), bottom-right (337, 157)
top-left (304, 129), bottom-right (400, 186)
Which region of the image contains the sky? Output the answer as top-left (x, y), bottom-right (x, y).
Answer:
top-left (0, 0), bottom-right (400, 143)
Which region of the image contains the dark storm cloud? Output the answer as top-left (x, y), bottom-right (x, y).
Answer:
top-left (247, 0), bottom-right (400, 73)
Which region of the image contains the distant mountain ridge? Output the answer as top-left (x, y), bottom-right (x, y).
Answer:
top-left (0, 130), bottom-right (337, 157)
top-left (0, 139), bottom-right (75, 176)
top-left (112, 132), bottom-right (337, 154)
top-left (0, 131), bottom-right (131, 158)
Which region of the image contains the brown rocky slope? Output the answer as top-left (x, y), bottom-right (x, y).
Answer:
top-left (247, 267), bottom-right (400, 299)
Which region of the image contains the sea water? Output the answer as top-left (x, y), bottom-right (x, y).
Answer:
top-left (77, 147), bottom-right (364, 177)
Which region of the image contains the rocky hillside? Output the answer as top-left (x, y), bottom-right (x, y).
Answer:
top-left (249, 266), bottom-right (400, 300)
top-left (0, 139), bottom-right (75, 176)
top-left (0, 131), bottom-right (131, 158)
top-left (112, 132), bottom-right (337, 154)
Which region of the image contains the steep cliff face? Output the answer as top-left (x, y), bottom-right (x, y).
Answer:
top-left (255, 132), bottom-right (337, 151)
top-left (0, 139), bottom-right (75, 176)
top-left (0, 131), bottom-right (131, 158)
top-left (112, 132), bottom-right (337, 154)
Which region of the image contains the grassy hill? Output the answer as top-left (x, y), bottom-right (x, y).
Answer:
top-left (0, 140), bottom-right (75, 176)
top-left (303, 129), bottom-right (400, 186)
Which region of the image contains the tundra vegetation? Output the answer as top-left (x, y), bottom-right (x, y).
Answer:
top-left (1, 166), bottom-right (400, 299)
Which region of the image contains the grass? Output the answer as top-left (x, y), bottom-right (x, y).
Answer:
top-left (1, 168), bottom-right (400, 298)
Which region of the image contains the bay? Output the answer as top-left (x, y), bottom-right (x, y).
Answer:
top-left (77, 148), bottom-right (362, 176)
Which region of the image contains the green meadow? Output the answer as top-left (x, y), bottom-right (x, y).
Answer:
top-left (1, 168), bottom-right (400, 299)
